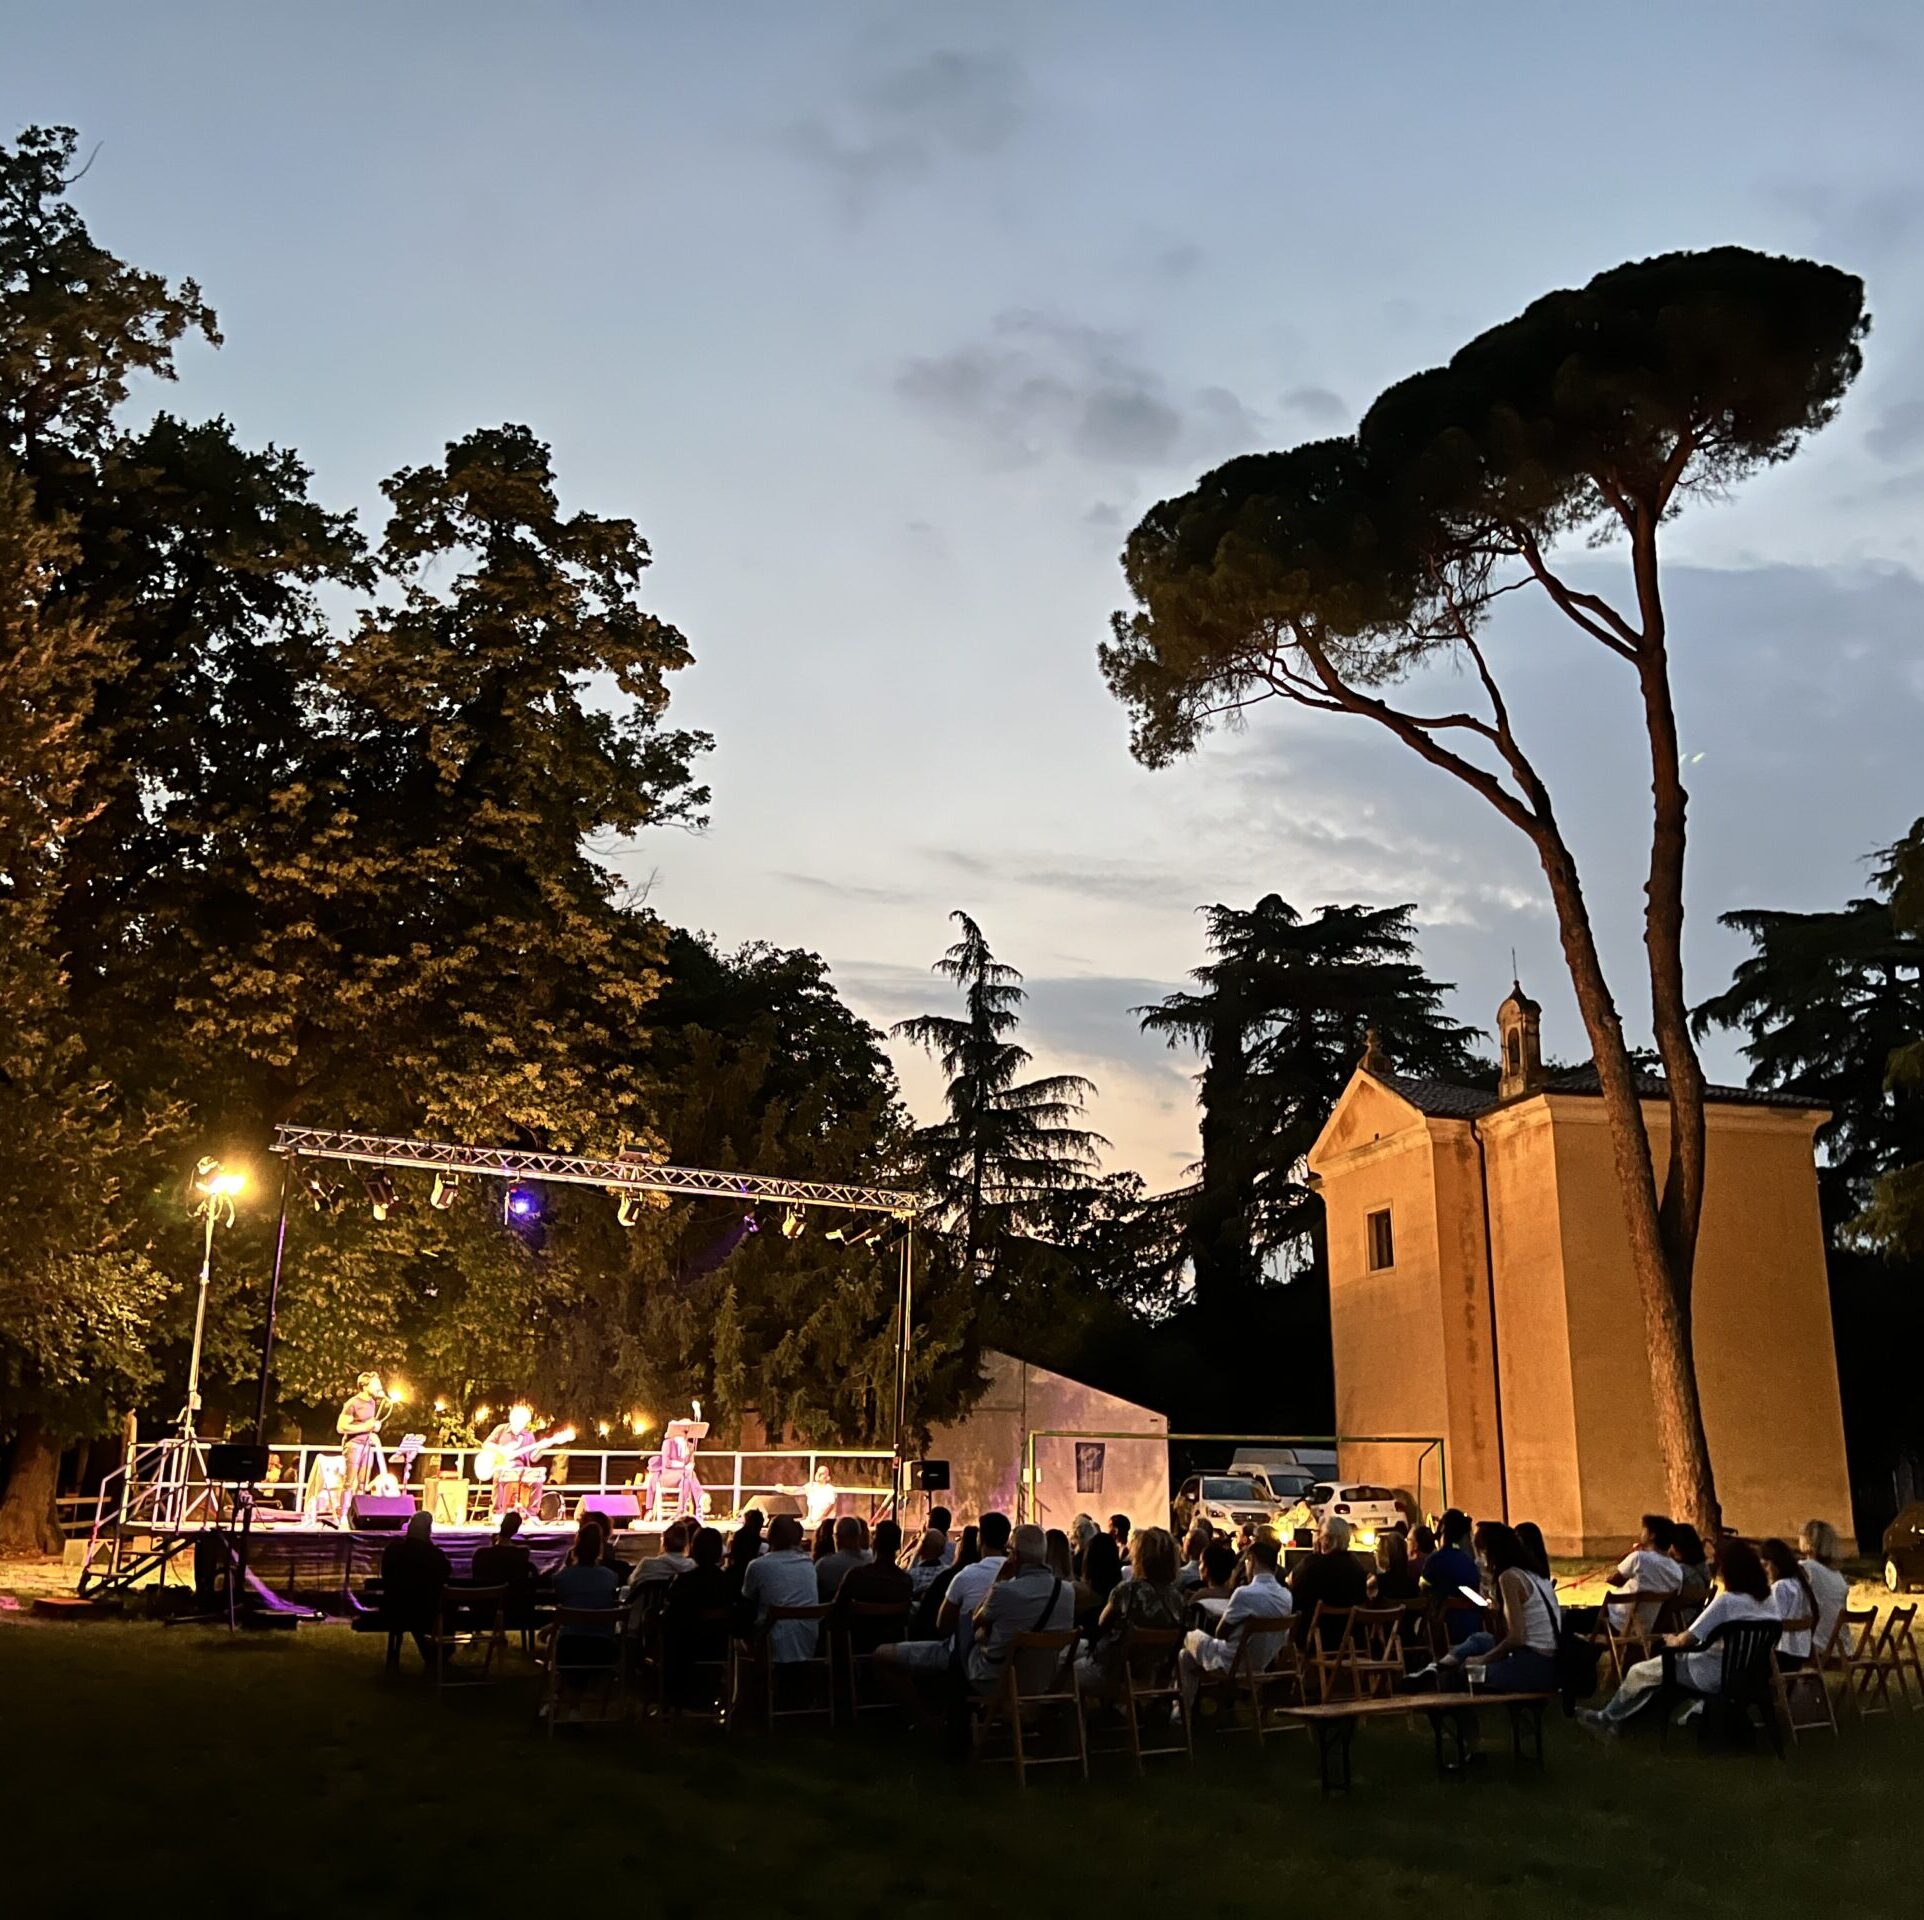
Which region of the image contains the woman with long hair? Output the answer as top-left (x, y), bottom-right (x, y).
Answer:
top-left (1078, 1532), bottom-right (1123, 1628)
top-left (1075, 1526), bottom-right (1185, 1700)
top-left (1437, 1521), bottom-right (1558, 1691)
top-left (1668, 1522), bottom-right (1712, 1610)
top-left (1369, 1529), bottom-right (1421, 1603)
top-left (1759, 1537), bottom-right (1820, 1667)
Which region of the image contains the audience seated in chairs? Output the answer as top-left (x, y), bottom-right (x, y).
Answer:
top-left (1288, 1516), bottom-right (1369, 1649)
top-left (1194, 1540), bottom-right (1238, 1609)
top-left (1077, 1533), bottom-right (1124, 1629)
top-left (552, 1523), bottom-right (620, 1667)
top-left (1077, 1526), bottom-right (1184, 1701)
top-left (1179, 1534), bottom-right (1293, 1713)
top-left (1044, 1528), bottom-right (1076, 1584)
top-left (831, 1518), bottom-right (913, 1633)
top-left (1418, 1508), bottom-right (1483, 1645)
top-left (470, 1510), bottom-right (535, 1626)
top-left (1669, 1522), bottom-right (1712, 1609)
top-left (1580, 1536), bottom-right (1777, 1735)
top-left (1434, 1521), bottom-right (1559, 1691)
top-left (1602, 1513), bottom-right (1685, 1633)
top-left (662, 1525), bottom-right (734, 1710)
top-left (1760, 1537), bottom-right (1819, 1667)
top-left (814, 1515), bottom-right (871, 1600)
top-left (1176, 1522), bottom-right (1211, 1591)
top-left (380, 1510), bottom-right (452, 1669)
top-left (623, 1519), bottom-right (695, 1605)
top-left (875, 1511), bottom-right (1013, 1709)
top-left (1799, 1519), bottom-right (1851, 1655)
top-left (723, 1510), bottom-right (765, 1597)
top-left (1368, 1529), bottom-right (1421, 1603)
top-left (969, 1523), bottom-right (1076, 1697)
top-left (907, 1527), bottom-right (949, 1597)
top-left (1406, 1523), bottom-right (1437, 1581)
top-left (740, 1515), bottom-right (821, 1659)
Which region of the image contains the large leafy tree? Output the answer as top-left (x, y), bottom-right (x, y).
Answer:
top-left (1141, 896), bottom-right (1479, 1315)
top-left (1863, 821), bottom-right (1924, 1264)
top-left (1104, 248), bottom-right (1867, 1530)
top-left (894, 913), bottom-right (1105, 1283)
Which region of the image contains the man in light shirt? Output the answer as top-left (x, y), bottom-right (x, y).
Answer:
top-left (1603, 1514), bottom-right (1684, 1634)
top-left (740, 1515), bottom-right (821, 1662)
top-left (1799, 1519), bottom-right (1851, 1656)
top-left (1179, 1534), bottom-right (1293, 1713)
top-left (968, 1523), bottom-right (1075, 1695)
top-left (876, 1510), bottom-right (1012, 1684)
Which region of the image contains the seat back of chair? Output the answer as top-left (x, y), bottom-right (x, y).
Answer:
top-left (845, 1599), bottom-right (911, 1653)
top-left (1715, 1620), bottom-right (1781, 1700)
top-left (1006, 1628), bottom-right (1078, 1700)
top-left (1351, 1606), bottom-right (1406, 1664)
top-left (1879, 1602), bottom-right (1917, 1659)
top-left (1828, 1606), bottom-right (1878, 1664)
top-left (553, 1604), bottom-right (621, 1631)
top-left (441, 1582), bottom-right (509, 1624)
top-left (1119, 1625), bottom-right (1183, 1689)
top-left (763, 1601), bottom-right (831, 1658)
top-left (1307, 1603), bottom-right (1352, 1659)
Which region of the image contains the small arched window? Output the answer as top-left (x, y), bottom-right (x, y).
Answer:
top-left (1507, 1029), bottom-right (1522, 1074)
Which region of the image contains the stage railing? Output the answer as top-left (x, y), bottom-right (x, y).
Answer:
top-left (82, 1436), bottom-right (900, 1582)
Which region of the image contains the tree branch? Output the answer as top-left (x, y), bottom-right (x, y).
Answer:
top-left (1514, 531), bottom-right (1642, 659)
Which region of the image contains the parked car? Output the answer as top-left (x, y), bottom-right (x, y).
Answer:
top-left (1277, 1481), bottom-right (1409, 1550)
top-left (1231, 1445), bottom-right (1338, 1482)
top-left (1172, 1472), bottom-right (1282, 1538)
top-left (1884, 1502), bottom-right (1924, 1593)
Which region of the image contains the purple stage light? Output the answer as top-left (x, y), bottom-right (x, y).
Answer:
top-left (505, 1185), bottom-right (540, 1221)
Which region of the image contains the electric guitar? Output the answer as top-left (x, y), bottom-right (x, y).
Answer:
top-left (473, 1425), bottom-right (577, 1482)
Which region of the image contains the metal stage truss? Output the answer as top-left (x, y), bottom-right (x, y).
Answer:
top-left (79, 1127), bottom-right (922, 1599)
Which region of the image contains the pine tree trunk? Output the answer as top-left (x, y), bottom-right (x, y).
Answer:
top-left (0, 1419), bottom-right (66, 1557)
top-left (1537, 835), bottom-right (1721, 1536)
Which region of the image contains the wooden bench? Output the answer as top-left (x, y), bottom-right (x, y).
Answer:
top-left (1279, 1689), bottom-right (1556, 1791)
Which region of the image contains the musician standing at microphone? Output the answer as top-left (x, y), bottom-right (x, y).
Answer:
top-left (337, 1372), bottom-right (389, 1508)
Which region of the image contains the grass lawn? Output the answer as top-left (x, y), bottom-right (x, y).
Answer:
top-left (2, 1612), bottom-right (1917, 1919)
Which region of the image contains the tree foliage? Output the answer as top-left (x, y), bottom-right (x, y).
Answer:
top-left (1140, 896), bottom-right (1478, 1312)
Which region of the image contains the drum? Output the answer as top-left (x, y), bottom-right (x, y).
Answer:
top-left (493, 1464), bottom-right (547, 1516)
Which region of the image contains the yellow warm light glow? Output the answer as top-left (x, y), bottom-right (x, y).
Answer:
top-left (596, 1420), bottom-right (612, 1438)
top-left (209, 1169), bottom-right (248, 1197)
top-left (473, 1404), bottom-right (492, 1423)
top-left (433, 1397), bottom-right (447, 1413)
top-left (628, 1411), bottom-right (651, 1435)
top-left (388, 1381), bottom-right (409, 1404)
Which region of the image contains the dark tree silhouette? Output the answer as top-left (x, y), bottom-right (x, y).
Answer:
top-left (894, 912), bottom-right (1105, 1281)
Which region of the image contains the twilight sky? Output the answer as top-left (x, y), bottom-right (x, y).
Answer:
top-left (9, 3), bottom-right (1924, 1183)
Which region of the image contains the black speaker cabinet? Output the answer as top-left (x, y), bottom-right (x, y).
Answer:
top-left (911, 1459), bottom-right (951, 1492)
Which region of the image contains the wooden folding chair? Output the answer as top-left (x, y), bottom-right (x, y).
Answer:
top-left (1872, 1602), bottom-right (1921, 1710)
top-left (732, 1602), bottom-right (834, 1731)
top-left (663, 1605), bottom-right (733, 1724)
top-left (1588, 1591), bottom-right (1680, 1683)
top-left (839, 1599), bottom-right (911, 1723)
top-left (1771, 1618), bottom-right (1837, 1747)
top-left (1116, 1625), bottom-right (1191, 1771)
top-left (1193, 1612), bottom-right (1302, 1739)
top-left (1823, 1606), bottom-right (1889, 1717)
top-left (430, 1582), bottom-right (509, 1693)
top-left (1338, 1606), bottom-right (1407, 1700)
top-left (972, 1628), bottom-right (1086, 1786)
top-left (537, 1606), bottom-right (625, 1736)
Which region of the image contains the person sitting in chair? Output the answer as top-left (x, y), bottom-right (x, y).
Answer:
top-left (1579, 1537), bottom-right (1776, 1736)
top-left (379, 1510), bottom-right (451, 1669)
top-left (1179, 1535), bottom-right (1293, 1712)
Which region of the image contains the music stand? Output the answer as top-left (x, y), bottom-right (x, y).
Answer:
top-left (169, 1443), bottom-right (269, 1631)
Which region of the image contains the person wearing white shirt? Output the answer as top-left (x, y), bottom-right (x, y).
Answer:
top-left (875, 1513), bottom-right (1013, 1679)
top-left (740, 1515), bottom-right (822, 1662)
top-left (1799, 1519), bottom-right (1851, 1658)
top-left (1178, 1536), bottom-right (1293, 1712)
top-left (968, 1525), bottom-right (1075, 1695)
top-left (801, 1467), bottom-right (837, 1531)
top-left (1580, 1540), bottom-right (1778, 1734)
top-left (1603, 1515), bottom-right (1685, 1634)
top-left (1760, 1537), bottom-right (1819, 1663)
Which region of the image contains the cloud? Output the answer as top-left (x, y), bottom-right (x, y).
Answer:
top-left (1760, 178), bottom-right (1924, 256)
top-left (782, 47), bottom-right (1026, 215)
top-left (1866, 398), bottom-right (1924, 464)
top-left (1280, 384), bottom-right (1348, 425)
top-left (894, 310), bottom-right (1263, 470)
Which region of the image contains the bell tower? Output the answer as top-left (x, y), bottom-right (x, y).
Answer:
top-left (1496, 981), bottom-right (1545, 1100)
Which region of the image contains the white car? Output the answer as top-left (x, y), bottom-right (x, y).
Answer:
top-left (1173, 1471), bottom-right (1283, 1538)
top-left (1279, 1481), bottom-right (1408, 1550)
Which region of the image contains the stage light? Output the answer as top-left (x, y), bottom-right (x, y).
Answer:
top-left (616, 1191), bottom-right (643, 1228)
top-left (596, 1419), bottom-right (612, 1438)
top-left (191, 1158), bottom-right (248, 1202)
top-left (825, 1223), bottom-right (847, 1243)
top-left (430, 1171), bottom-right (461, 1210)
top-left (388, 1380), bottom-right (409, 1404)
top-left (504, 1184), bottom-right (540, 1223)
top-left (474, 1404), bottom-right (492, 1423)
top-left (628, 1411), bottom-right (651, 1435)
top-left (780, 1206), bottom-right (805, 1239)
top-left (300, 1163), bottom-right (341, 1212)
top-left (360, 1167), bottom-right (397, 1220)
top-left (433, 1397), bottom-right (448, 1413)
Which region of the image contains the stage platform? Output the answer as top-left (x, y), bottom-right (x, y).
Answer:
top-left (87, 1515), bottom-right (689, 1604)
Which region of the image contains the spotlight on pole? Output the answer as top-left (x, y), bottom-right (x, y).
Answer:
top-left (430, 1171), bottom-right (461, 1211)
top-left (504, 1184), bottom-right (541, 1224)
top-left (360, 1166), bottom-right (397, 1221)
top-left (189, 1156), bottom-right (247, 1223)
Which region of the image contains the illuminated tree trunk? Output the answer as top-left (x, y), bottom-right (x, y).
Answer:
top-left (0, 1420), bottom-right (65, 1557)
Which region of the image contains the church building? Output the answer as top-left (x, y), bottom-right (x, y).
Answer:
top-left (1305, 986), bottom-right (1855, 1555)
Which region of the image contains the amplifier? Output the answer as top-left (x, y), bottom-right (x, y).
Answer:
top-left (579, 1492), bottom-right (640, 1524)
top-left (422, 1478), bottom-right (469, 1524)
top-left (349, 1494), bottom-right (416, 1530)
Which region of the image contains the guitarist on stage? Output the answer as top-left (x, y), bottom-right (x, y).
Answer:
top-left (479, 1404), bottom-right (575, 1516)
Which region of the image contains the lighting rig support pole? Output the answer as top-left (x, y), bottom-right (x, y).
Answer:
top-left (889, 1220), bottom-right (915, 1517)
top-left (254, 1156), bottom-right (294, 1444)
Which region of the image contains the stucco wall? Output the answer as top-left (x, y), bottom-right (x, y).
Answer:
top-left (921, 1350), bottom-right (1170, 1537)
